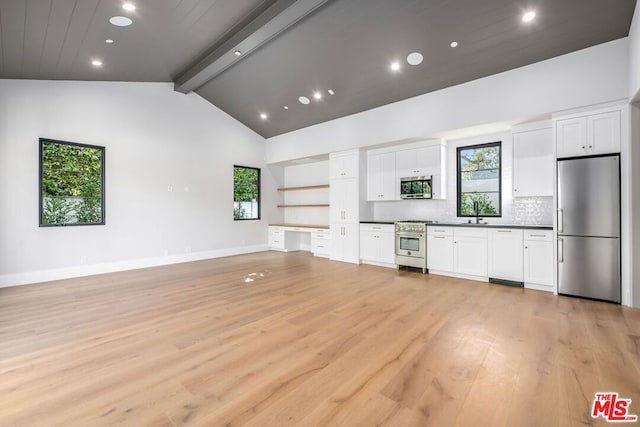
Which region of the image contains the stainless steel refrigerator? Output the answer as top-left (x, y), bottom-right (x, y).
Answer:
top-left (557, 155), bottom-right (620, 303)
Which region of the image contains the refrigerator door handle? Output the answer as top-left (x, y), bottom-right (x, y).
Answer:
top-left (558, 238), bottom-right (564, 263)
top-left (558, 209), bottom-right (563, 233)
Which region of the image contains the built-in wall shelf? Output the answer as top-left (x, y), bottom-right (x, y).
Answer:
top-left (277, 184), bottom-right (329, 191)
top-left (277, 204), bottom-right (330, 208)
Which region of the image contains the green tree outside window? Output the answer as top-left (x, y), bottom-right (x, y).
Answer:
top-left (40, 139), bottom-right (105, 226)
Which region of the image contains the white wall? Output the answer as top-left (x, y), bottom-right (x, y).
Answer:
top-left (371, 132), bottom-right (553, 225)
top-left (266, 38), bottom-right (628, 163)
top-left (629, 5), bottom-right (640, 101)
top-left (0, 80), bottom-right (281, 287)
top-left (632, 103), bottom-right (640, 307)
top-left (283, 161), bottom-right (329, 225)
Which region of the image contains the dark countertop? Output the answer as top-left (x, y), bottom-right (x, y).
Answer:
top-left (360, 220), bottom-right (553, 230)
top-left (360, 221), bottom-right (395, 225)
top-left (429, 223), bottom-right (553, 230)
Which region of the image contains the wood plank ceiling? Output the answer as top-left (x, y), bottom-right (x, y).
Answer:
top-left (0, 0), bottom-right (636, 137)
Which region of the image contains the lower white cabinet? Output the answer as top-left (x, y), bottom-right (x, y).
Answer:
top-left (454, 228), bottom-right (488, 277)
top-left (310, 230), bottom-right (330, 257)
top-left (359, 224), bottom-right (395, 266)
top-left (331, 223), bottom-right (359, 264)
top-left (427, 226), bottom-right (487, 278)
top-left (427, 227), bottom-right (454, 271)
top-left (488, 229), bottom-right (524, 282)
top-left (524, 230), bottom-right (554, 290)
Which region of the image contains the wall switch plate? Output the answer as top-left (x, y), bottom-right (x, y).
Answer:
top-left (184, 186), bottom-right (189, 193)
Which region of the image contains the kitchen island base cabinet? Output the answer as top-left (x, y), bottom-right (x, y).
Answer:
top-left (524, 230), bottom-right (554, 292)
top-left (360, 224), bottom-right (395, 267)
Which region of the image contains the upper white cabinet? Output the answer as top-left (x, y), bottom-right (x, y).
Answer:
top-left (512, 122), bottom-right (553, 197)
top-left (488, 229), bottom-right (524, 282)
top-left (330, 151), bottom-right (359, 180)
top-left (556, 109), bottom-right (621, 158)
top-left (366, 140), bottom-right (447, 201)
top-left (367, 151), bottom-right (397, 201)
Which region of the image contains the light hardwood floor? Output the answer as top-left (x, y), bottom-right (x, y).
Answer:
top-left (1, 251), bottom-right (639, 426)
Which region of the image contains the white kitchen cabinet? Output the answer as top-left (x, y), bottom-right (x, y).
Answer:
top-left (488, 229), bottom-right (524, 282)
top-left (367, 151), bottom-right (397, 201)
top-left (310, 229), bottom-right (330, 257)
top-left (331, 223), bottom-right (359, 264)
top-left (329, 150), bottom-right (361, 264)
top-left (452, 227), bottom-right (488, 277)
top-left (330, 151), bottom-right (359, 180)
top-left (427, 235), bottom-right (454, 272)
top-left (359, 224), bottom-right (395, 266)
top-left (556, 110), bottom-right (621, 158)
top-left (523, 230), bottom-right (554, 291)
top-left (330, 178), bottom-right (359, 223)
top-left (512, 124), bottom-right (553, 197)
top-left (394, 141), bottom-right (447, 199)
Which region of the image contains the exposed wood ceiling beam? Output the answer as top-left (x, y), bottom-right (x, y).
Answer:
top-left (173, 0), bottom-right (332, 94)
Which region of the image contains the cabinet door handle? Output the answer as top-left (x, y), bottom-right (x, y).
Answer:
top-left (588, 145), bottom-right (593, 148)
top-left (581, 145), bottom-right (586, 149)
top-left (497, 230), bottom-right (512, 233)
top-left (434, 236), bottom-right (445, 239)
top-left (524, 246), bottom-right (529, 249)
top-left (529, 234), bottom-right (546, 238)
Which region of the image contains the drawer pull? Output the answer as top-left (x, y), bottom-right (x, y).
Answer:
top-left (434, 230), bottom-right (446, 233)
top-left (529, 234), bottom-right (547, 237)
top-left (497, 230), bottom-right (512, 233)
top-left (433, 236), bottom-right (446, 239)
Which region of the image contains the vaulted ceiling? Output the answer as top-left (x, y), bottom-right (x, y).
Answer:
top-left (0, 0), bottom-right (636, 138)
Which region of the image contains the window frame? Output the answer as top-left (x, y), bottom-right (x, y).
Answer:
top-left (456, 141), bottom-right (502, 218)
top-left (233, 165), bottom-right (261, 221)
top-left (39, 138), bottom-right (106, 227)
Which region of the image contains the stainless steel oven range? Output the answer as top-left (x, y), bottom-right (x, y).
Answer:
top-left (395, 221), bottom-right (428, 273)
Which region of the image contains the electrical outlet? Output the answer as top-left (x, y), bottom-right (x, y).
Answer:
top-left (184, 186), bottom-right (189, 193)
top-left (80, 255), bottom-right (88, 264)
top-left (167, 185), bottom-right (173, 192)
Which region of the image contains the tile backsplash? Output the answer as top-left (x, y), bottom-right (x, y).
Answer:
top-left (371, 196), bottom-right (553, 225)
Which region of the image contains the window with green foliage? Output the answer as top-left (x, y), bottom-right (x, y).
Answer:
top-left (233, 165), bottom-right (260, 220)
top-left (457, 142), bottom-right (501, 217)
top-left (39, 138), bottom-right (105, 226)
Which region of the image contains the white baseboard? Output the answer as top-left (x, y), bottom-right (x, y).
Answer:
top-left (0, 244), bottom-right (269, 288)
top-left (361, 260), bottom-right (396, 269)
top-left (524, 283), bottom-right (555, 293)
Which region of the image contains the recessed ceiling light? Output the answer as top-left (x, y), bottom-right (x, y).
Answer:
top-left (450, 41), bottom-right (458, 48)
top-left (234, 50), bottom-right (242, 56)
top-left (284, 106), bottom-right (289, 110)
top-left (260, 113), bottom-right (268, 120)
top-left (109, 16), bottom-right (133, 27)
top-left (105, 39), bottom-right (114, 44)
top-left (91, 59), bottom-right (103, 67)
top-left (407, 52), bottom-right (423, 65)
top-left (298, 96), bottom-right (310, 105)
top-left (522, 10), bottom-right (536, 23)
top-left (122, 3), bottom-right (136, 11)
top-left (313, 91), bottom-right (322, 100)
top-left (328, 89), bottom-right (335, 95)
top-left (390, 61), bottom-right (401, 72)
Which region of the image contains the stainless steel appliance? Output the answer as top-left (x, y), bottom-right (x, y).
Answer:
top-left (557, 155), bottom-right (620, 303)
top-left (400, 176), bottom-right (432, 199)
top-left (395, 221), bottom-right (428, 273)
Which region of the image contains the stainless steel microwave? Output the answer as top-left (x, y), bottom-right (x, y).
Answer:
top-left (400, 176), bottom-right (432, 199)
